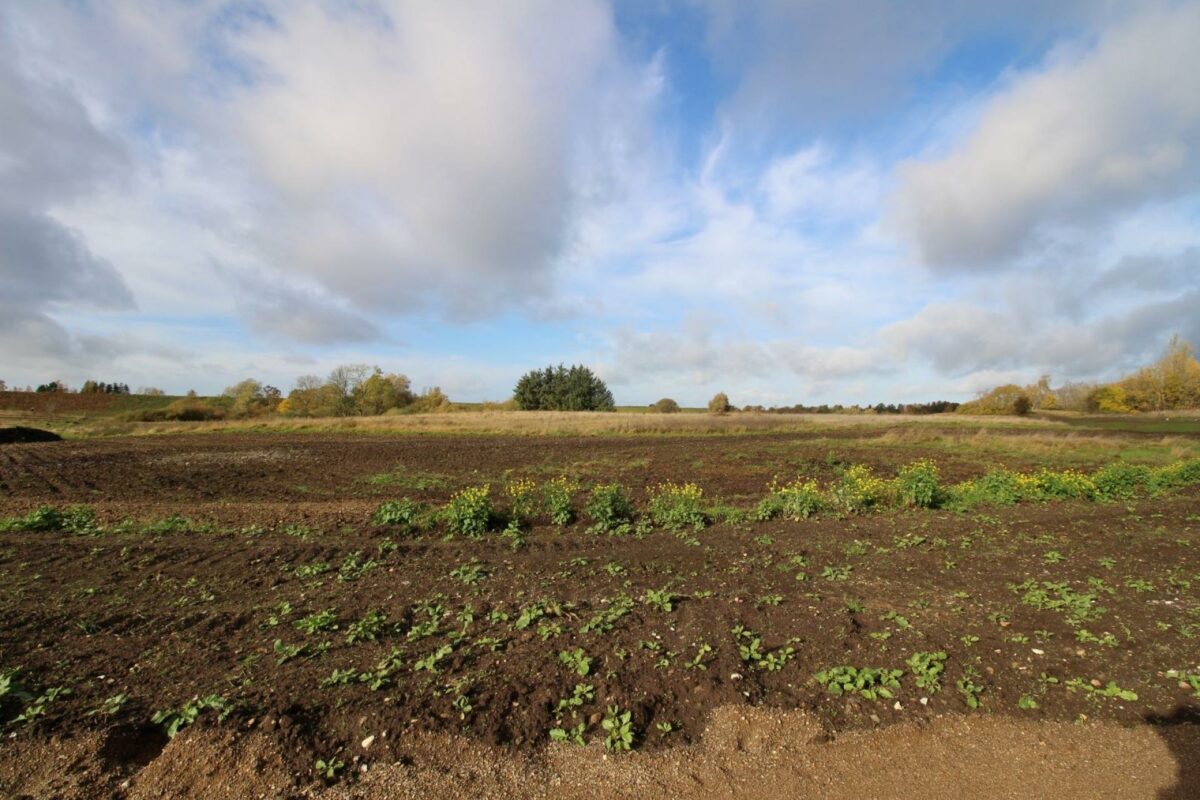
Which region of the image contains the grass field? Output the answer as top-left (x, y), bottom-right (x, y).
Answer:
top-left (1, 412), bottom-right (1198, 798)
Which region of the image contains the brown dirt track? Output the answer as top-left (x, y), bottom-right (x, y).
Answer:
top-left (1, 431), bottom-right (1199, 798)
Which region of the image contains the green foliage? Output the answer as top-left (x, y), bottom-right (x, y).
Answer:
top-left (542, 476), bottom-right (580, 526)
top-left (814, 666), bottom-right (903, 700)
top-left (372, 498), bottom-right (425, 528)
top-left (707, 392), bottom-right (732, 414)
top-left (957, 667), bottom-right (985, 708)
top-left (755, 478), bottom-right (825, 521)
top-left (513, 364), bottom-right (614, 411)
top-left (584, 483), bottom-right (634, 532)
top-left (646, 481), bottom-right (706, 531)
top-left (151, 694), bottom-right (228, 738)
top-left (0, 505), bottom-right (96, 533)
top-left (905, 651), bottom-right (947, 693)
top-left (897, 460), bottom-right (940, 508)
top-left (557, 648), bottom-right (592, 677)
top-left (295, 609), bottom-right (339, 635)
top-left (444, 485), bottom-right (492, 538)
top-left (601, 705), bottom-right (634, 751)
top-left (1010, 580), bottom-right (1104, 624)
top-left (830, 465), bottom-right (894, 513)
top-left (1092, 462), bottom-right (1153, 501)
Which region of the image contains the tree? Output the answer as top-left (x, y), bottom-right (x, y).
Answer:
top-left (707, 392), bottom-right (731, 415)
top-left (513, 365), bottom-right (614, 411)
top-left (0, 379), bottom-right (6, 392)
top-left (224, 379), bottom-right (270, 417)
top-left (654, 398), bottom-right (680, 414)
top-left (353, 369), bottom-right (415, 415)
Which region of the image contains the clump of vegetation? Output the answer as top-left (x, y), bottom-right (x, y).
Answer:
top-left (814, 666), bottom-right (903, 700)
top-left (0, 505), bottom-right (96, 533)
top-left (601, 705), bottom-right (634, 751)
top-left (505, 478), bottom-right (537, 525)
top-left (372, 498), bottom-right (425, 528)
top-left (897, 460), bottom-right (940, 508)
top-left (1091, 462), bottom-right (1153, 501)
top-left (444, 485), bottom-right (492, 537)
top-left (542, 476), bottom-right (580, 525)
top-left (647, 482), bottom-right (706, 531)
top-left (707, 392), bottom-right (732, 415)
top-left (584, 483), bottom-right (634, 532)
top-left (755, 477), bottom-right (825, 520)
top-left (654, 398), bottom-right (680, 413)
top-left (906, 651), bottom-right (947, 693)
top-left (830, 464), bottom-right (893, 513)
top-left (512, 364), bottom-right (614, 411)
top-left (151, 694), bottom-right (229, 738)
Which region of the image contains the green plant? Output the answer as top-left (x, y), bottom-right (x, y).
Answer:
top-left (444, 485), bottom-right (492, 537)
top-left (558, 648), bottom-right (593, 677)
top-left (905, 651), bottom-right (947, 693)
top-left (897, 460), bottom-right (940, 508)
top-left (543, 476), bottom-right (580, 526)
top-left (755, 478), bottom-right (825, 521)
top-left (957, 667), bottom-right (984, 708)
top-left (1092, 462), bottom-right (1152, 501)
top-left (814, 666), bottom-right (903, 700)
top-left (584, 483), bottom-right (634, 532)
top-left (449, 560), bottom-right (489, 586)
top-left (294, 609), bottom-right (339, 635)
top-left (151, 694), bottom-right (228, 738)
top-left (337, 551), bottom-right (377, 582)
top-left (505, 478), bottom-right (537, 524)
top-left (602, 705), bottom-right (634, 751)
top-left (0, 505), bottom-right (97, 534)
top-left (315, 757), bottom-right (345, 780)
top-left (413, 644), bottom-right (453, 674)
top-left (549, 721), bottom-right (586, 746)
top-left (643, 587), bottom-right (678, 613)
top-left (830, 465), bottom-right (894, 513)
top-left (372, 498), bottom-right (425, 528)
top-left (647, 482), bottom-right (707, 531)
top-left (346, 610), bottom-right (387, 644)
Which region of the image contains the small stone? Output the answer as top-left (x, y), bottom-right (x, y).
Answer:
top-left (1090, 679), bottom-right (1102, 688)
top-left (730, 672), bottom-right (743, 681)
top-left (361, 735), bottom-right (375, 749)
top-left (1032, 648), bottom-right (1044, 655)
top-left (893, 701), bottom-right (903, 711)
top-left (919, 697), bottom-right (928, 706)
top-left (869, 714), bottom-right (880, 724)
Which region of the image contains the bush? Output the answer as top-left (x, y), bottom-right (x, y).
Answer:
top-left (830, 465), bottom-right (893, 513)
top-left (542, 476), bottom-right (580, 526)
top-left (897, 460), bottom-right (940, 508)
top-left (0, 505), bottom-right (96, 533)
top-left (1032, 469), bottom-right (1096, 500)
top-left (584, 483), bottom-right (634, 532)
top-left (505, 478), bottom-right (537, 524)
top-left (132, 398), bottom-right (226, 422)
top-left (372, 498), bottom-right (425, 528)
top-left (707, 392), bottom-right (731, 415)
top-left (647, 482), bottom-right (706, 531)
top-left (444, 485), bottom-right (492, 537)
top-left (513, 365), bottom-right (614, 411)
top-left (756, 478), bottom-right (825, 521)
top-left (1092, 462), bottom-right (1152, 501)
top-left (1150, 459), bottom-right (1200, 492)
top-left (654, 398), bottom-right (680, 414)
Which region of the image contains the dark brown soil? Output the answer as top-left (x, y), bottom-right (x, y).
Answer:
top-left (1, 433), bottom-right (1198, 798)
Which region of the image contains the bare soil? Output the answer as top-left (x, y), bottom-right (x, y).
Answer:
top-left (1, 433), bottom-right (1198, 798)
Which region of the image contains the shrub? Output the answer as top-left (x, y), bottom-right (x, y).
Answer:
top-left (896, 460), bottom-right (940, 508)
top-left (372, 498), bottom-right (425, 528)
top-left (1150, 459), bottom-right (1200, 492)
top-left (444, 485), bottom-right (492, 537)
top-left (542, 476), bottom-right (580, 526)
top-left (513, 365), bottom-right (614, 411)
top-left (653, 398), bottom-right (680, 414)
top-left (707, 392), bottom-right (731, 415)
top-left (505, 478), bottom-right (537, 524)
top-left (584, 483), bottom-right (634, 532)
top-left (1092, 462), bottom-right (1152, 501)
top-left (755, 478), bottom-right (825, 520)
top-left (0, 505), bottom-right (96, 533)
top-left (1032, 469), bottom-right (1096, 500)
top-left (647, 482), bottom-right (706, 531)
top-left (830, 465), bottom-right (894, 513)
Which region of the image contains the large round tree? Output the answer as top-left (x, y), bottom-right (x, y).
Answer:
top-left (513, 365), bottom-right (615, 411)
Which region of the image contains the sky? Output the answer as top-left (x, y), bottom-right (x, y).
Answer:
top-left (2, 1), bottom-right (1198, 406)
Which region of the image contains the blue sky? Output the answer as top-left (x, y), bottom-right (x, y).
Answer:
top-left (2, 1), bottom-right (1198, 405)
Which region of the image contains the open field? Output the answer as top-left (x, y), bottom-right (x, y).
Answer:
top-left (2, 416), bottom-right (1199, 798)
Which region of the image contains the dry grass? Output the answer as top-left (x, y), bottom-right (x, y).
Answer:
top-left (69, 409), bottom-right (1057, 439)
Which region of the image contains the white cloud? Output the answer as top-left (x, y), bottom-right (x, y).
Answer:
top-left (891, 4), bottom-right (1200, 269)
